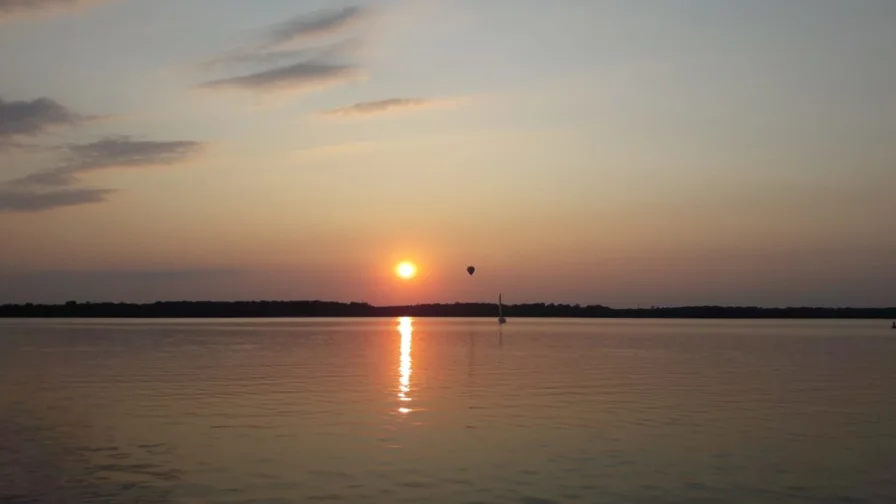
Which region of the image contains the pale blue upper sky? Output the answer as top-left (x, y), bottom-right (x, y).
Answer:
top-left (1, 0), bottom-right (894, 306)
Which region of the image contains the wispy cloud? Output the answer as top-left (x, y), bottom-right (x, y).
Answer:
top-left (320, 98), bottom-right (463, 118)
top-left (1, 136), bottom-right (205, 212)
top-left (9, 136), bottom-right (205, 187)
top-left (203, 48), bottom-right (316, 70)
top-left (61, 136), bottom-right (204, 174)
top-left (265, 6), bottom-right (367, 48)
top-left (199, 61), bottom-right (361, 93)
top-left (0, 97), bottom-right (82, 145)
top-left (198, 6), bottom-right (368, 96)
top-left (3, 170), bottom-right (78, 189)
top-left (0, 0), bottom-right (107, 21)
top-left (0, 187), bottom-right (112, 212)
top-left (202, 38), bottom-right (363, 70)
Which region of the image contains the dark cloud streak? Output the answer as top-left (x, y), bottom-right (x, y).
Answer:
top-left (198, 6), bottom-right (367, 95)
top-left (0, 97), bottom-right (82, 142)
top-left (1, 136), bottom-right (205, 212)
top-left (321, 98), bottom-right (460, 117)
top-left (204, 48), bottom-right (318, 70)
top-left (61, 136), bottom-right (204, 173)
top-left (265, 6), bottom-right (365, 48)
top-left (202, 38), bottom-right (363, 70)
top-left (200, 61), bottom-right (361, 92)
top-left (1, 95), bottom-right (204, 213)
top-left (4, 170), bottom-right (78, 188)
top-left (0, 187), bottom-right (112, 212)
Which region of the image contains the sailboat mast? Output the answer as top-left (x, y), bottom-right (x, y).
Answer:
top-left (498, 293), bottom-right (506, 323)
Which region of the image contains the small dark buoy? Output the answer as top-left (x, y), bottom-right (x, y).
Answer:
top-left (892, 321), bottom-right (895, 329)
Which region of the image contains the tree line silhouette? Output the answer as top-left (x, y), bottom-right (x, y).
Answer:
top-left (1, 300), bottom-right (894, 318)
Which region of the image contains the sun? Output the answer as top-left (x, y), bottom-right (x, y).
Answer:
top-left (395, 261), bottom-right (417, 280)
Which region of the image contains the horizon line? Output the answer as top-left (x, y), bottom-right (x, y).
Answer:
top-left (2, 299), bottom-right (895, 311)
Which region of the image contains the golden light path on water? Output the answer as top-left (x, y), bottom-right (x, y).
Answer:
top-left (397, 316), bottom-right (413, 414)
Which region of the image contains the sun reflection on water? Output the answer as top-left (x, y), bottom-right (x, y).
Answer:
top-left (397, 316), bottom-right (413, 414)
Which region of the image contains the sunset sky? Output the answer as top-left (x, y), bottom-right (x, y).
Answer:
top-left (1, 0), bottom-right (894, 307)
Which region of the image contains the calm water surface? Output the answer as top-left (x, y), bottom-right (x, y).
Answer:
top-left (1, 318), bottom-right (895, 503)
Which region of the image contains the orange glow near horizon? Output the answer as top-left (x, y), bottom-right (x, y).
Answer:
top-left (395, 261), bottom-right (417, 280)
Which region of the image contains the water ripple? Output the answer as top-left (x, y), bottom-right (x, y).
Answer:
top-left (1, 318), bottom-right (895, 503)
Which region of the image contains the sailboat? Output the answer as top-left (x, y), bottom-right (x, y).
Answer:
top-left (498, 293), bottom-right (507, 324)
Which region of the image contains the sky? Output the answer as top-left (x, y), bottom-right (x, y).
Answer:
top-left (1, 0), bottom-right (894, 307)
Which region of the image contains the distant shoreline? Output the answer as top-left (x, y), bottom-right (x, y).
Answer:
top-left (1, 301), bottom-right (895, 319)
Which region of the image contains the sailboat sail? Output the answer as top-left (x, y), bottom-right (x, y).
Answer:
top-left (498, 293), bottom-right (506, 324)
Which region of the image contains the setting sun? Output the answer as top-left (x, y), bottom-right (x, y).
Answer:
top-left (395, 261), bottom-right (417, 280)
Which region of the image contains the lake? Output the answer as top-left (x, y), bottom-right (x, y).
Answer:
top-left (1, 318), bottom-right (894, 503)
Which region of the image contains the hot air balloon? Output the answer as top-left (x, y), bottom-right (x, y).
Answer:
top-left (467, 266), bottom-right (475, 276)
